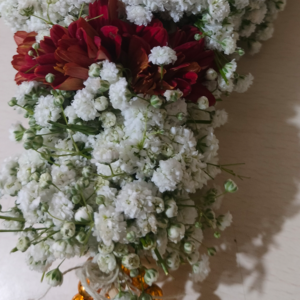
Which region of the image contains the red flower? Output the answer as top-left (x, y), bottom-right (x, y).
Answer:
top-left (11, 0), bottom-right (216, 105)
top-left (126, 23), bottom-right (215, 105)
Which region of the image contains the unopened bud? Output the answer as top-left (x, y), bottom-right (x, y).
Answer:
top-left (54, 95), bottom-right (64, 106)
top-left (95, 96), bottom-right (109, 111)
top-left (224, 179), bottom-right (238, 193)
top-left (197, 96), bottom-right (209, 110)
top-left (28, 50), bottom-right (34, 57)
top-left (60, 222), bottom-right (76, 239)
top-left (122, 253), bottom-right (140, 270)
top-left (32, 135), bottom-right (43, 150)
top-left (72, 195), bottom-right (81, 204)
top-left (194, 33), bottom-right (203, 41)
top-left (236, 47), bottom-right (245, 56)
top-left (167, 223), bottom-right (185, 243)
top-left (88, 63), bottom-right (101, 77)
top-left (8, 98), bottom-right (17, 107)
top-left (130, 269), bottom-right (140, 277)
top-left (98, 80), bottom-right (110, 93)
top-left (98, 243), bottom-right (114, 254)
top-left (183, 241), bottom-right (196, 254)
top-left (76, 231), bottom-right (86, 244)
top-left (40, 202), bottom-right (49, 213)
top-left (113, 243), bottom-right (129, 258)
top-left (32, 43), bottom-right (40, 50)
top-left (126, 231), bottom-right (136, 243)
top-left (176, 112), bottom-right (184, 120)
top-left (45, 73), bottom-right (55, 83)
top-left (16, 236), bottom-right (31, 252)
top-left (39, 173), bottom-right (52, 189)
top-left (150, 95), bottom-right (163, 108)
top-left (75, 178), bottom-right (90, 190)
top-left (23, 129), bottom-right (36, 142)
top-left (96, 195), bottom-right (106, 205)
top-left (138, 293), bottom-right (152, 300)
top-left (165, 199), bottom-right (178, 218)
top-left (45, 268), bottom-right (63, 287)
top-left (144, 268), bottom-right (159, 286)
top-left (206, 68), bottom-right (218, 81)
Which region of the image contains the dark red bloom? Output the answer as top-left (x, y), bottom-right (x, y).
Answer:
top-left (11, 0), bottom-right (216, 105)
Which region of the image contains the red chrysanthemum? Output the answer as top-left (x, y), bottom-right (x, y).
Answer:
top-left (11, 0), bottom-right (216, 105)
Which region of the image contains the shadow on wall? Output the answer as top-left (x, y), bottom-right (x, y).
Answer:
top-left (162, 1), bottom-right (300, 299)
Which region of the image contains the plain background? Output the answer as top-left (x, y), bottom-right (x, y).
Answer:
top-left (0, 1), bottom-right (300, 299)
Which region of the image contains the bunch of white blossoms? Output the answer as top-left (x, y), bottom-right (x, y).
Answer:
top-left (121, 0), bottom-right (286, 55)
top-left (0, 60), bottom-right (237, 294)
top-left (0, 0), bottom-right (286, 55)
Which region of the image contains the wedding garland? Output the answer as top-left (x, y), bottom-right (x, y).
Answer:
top-left (0, 0), bottom-right (285, 299)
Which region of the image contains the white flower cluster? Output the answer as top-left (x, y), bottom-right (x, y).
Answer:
top-left (0, 0), bottom-right (93, 34)
top-left (0, 60), bottom-right (235, 291)
top-left (121, 0), bottom-right (286, 55)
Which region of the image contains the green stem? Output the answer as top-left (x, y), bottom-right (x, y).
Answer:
top-left (154, 248), bottom-right (169, 276)
top-left (78, 3), bottom-right (85, 19)
top-left (87, 14), bottom-right (103, 22)
top-left (0, 215), bottom-right (25, 222)
top-left (46, 211), bottom-right (65, 223)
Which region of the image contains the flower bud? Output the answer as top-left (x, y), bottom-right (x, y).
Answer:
top-left (30, 172), bottom-right (40, 182)
top-left (72, 195), bottom-right (81, 204)
top-left (40, 202), bottom-right (49, 213)
top-left (167, 223), bottom-right (185, 243)
top-left (165, 199), bottom-right (178, 218)
top-left (183, 241), bottom-right (196, 255)
top-left (54, 95), bottom-right (64, 106)
top-left (98, 243), bottom-right (114, 254)
top-left (32, 43), bottom-right (40, 50)
top-left (144, 268), bottom-right (159, 286)
top-left (161, 144), bottom-right (174, 157)
top-left (98, 80), bottom-right (110, 93)
top-left (28, 50), bottom-right (34, 57)
top-left (126, 231), bottom-right (136, 243)
top-left (74, 205), bottom-right (93, 222)
top-left (100, 112), bottom-right (116, 128)
top-left (16, 236), bottom-right (31, 252)
top-left (122, 253), bottom-right (140, 270)
top-left (197, 96), bottom-right (209, 110)
top-left (45, 73), bottom-right (55, 83)
top-left (166, 252), bottom-right (180, 270)
top-left (97, 253), bottom-right (117, 274)
top-left (39, 173), bottom-right (52, 189)
top-left (8, 97), bottom-right (17, 107)
top-left (113, 243), bottom-right (129, 258)
top-left (32, 135), bottom-right (43, 150)
top-left (224, 179), bottom-right (238, 193)
top-left (150, 95), bottom-right (163, 108)
top-left (23, 129), bottom-right (36, 142)
top-left (75, 231), bottom-right (86, 244)
top-left (141, 237), bottom-right (156, 251)
top-left (187, 251), bottom-right (200, 265)
top-left (45, 268), bottom-right (63, 287)
top-left (206, 68), bottom-right (218, 81)
top-left (153, 197), bottom-right (164, 214)
top-left (75, 178), bottom-right (90, 190)
top-left (88, 63), bottom-right (101, 77)
top-left (130, 269), bottom-right (139, 278)
top-left (138, 293), bottom-right (152, 300)
top-left (95, 96), bottom-right (109, 111)
top-left (96, 194), bottom-right (106, 205)
top-left (176, 112), bottom-right (184, 120)
top-left (194, 33), bottom-right (203, 41)
top-left (115, 292), bottom-right (137, 300)
top-left (236, 47), bottom-right (245, 56)
top-left (164, 89), bottom-right (183, 102)
top-left (60, 222), bottom-right (76, 239)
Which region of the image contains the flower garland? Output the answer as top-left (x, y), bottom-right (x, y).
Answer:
top-left (0, 0), bottom-right (285, 299)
